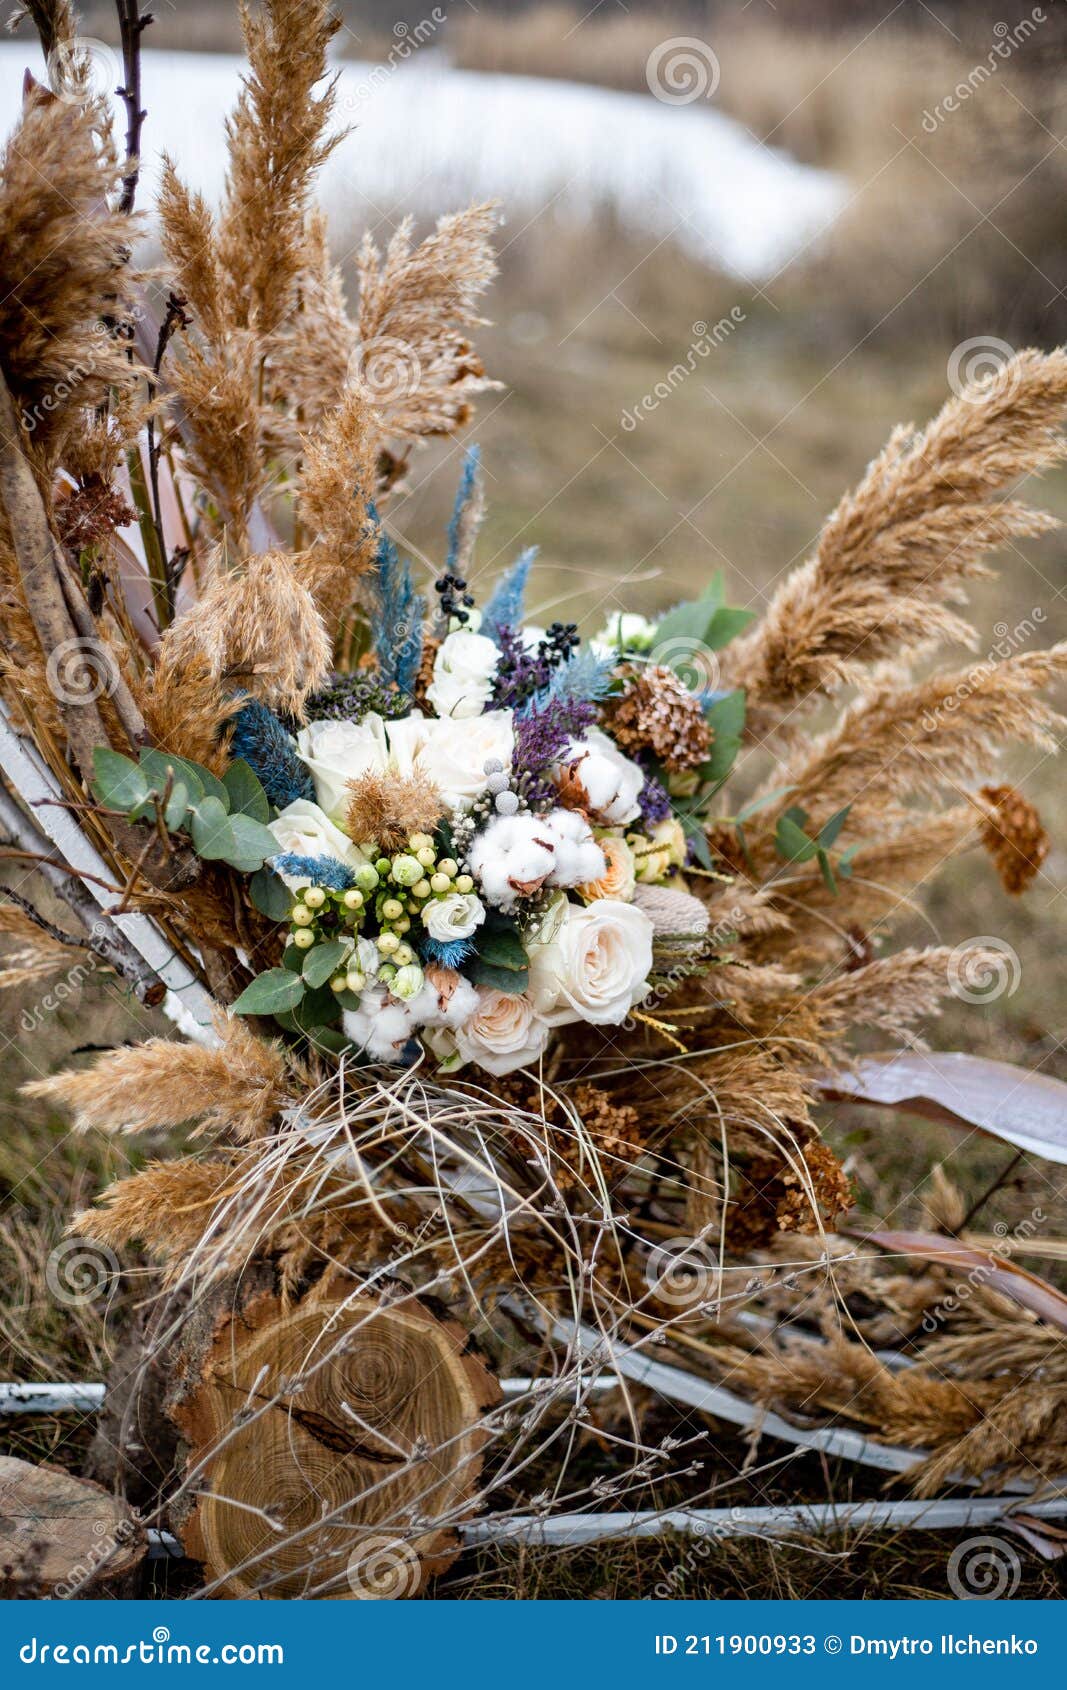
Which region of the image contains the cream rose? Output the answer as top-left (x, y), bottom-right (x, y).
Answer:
top-left (295, 714), bottom-right (389, 821)
top-left (426, 629), bottom-right (501, 719)
top-left (578, 834), bottom-right (636, 902)
top-left (453, 987), bottom-right (552, 1076)
top-left (387, 710), bottom-right (513, 812)
top-left (268, 799), bottom-right (368, 889)
top-left (422, 891), bottom-right (486, 944)
top-left (527, 898), bottom-right (653, 1026)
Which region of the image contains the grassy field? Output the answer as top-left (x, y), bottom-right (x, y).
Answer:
top-left (2, 1), bottom-right (1066, 1601)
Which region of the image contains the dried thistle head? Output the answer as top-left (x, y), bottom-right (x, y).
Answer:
top-left (978, 783), bottom-right (1049, 895)
top-left (345, 770), bottom-right (443, 852)
top-left (602, 665), bottom-right (711, 771)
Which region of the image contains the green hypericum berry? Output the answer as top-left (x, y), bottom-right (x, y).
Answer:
top-left (395, 915), bottom-right (411, 934)
top-left (331, 974), bottom-right (349, 993)
top-left (438, 858), bottom-right (458, 878)
top-left (429, 872), bottom-right (451, 894)
top-left (303, 887), bottom-right (326, 910)
top-left (409, 832), bottom-right (434, 851)
top-left (412, 878), bottom-right (431, 900)
top-left (377, 931), bottom-right (400, 955)
top-left (342, 888), bottom-right (365, 911)
top-left (355, 864), bottom-right (381, 893)
top-left (291, 904), bottom-right (315, 927)
top-left (393, 942), bottom-right (415, 967)
top-left (344, 969), bottom-right (366, 993)
top-left (375, 857), bottom-right (391, 876)
top-left (292, 928), bottom-right (315, 950)
top-left (381, 897), bottom-right (404, 922)
top-left (415, 845), bottom-right (436, 870)
top-left (455, 874), bottom-right (474, 894)
top-left (391, 854), bottom-right (422, 887)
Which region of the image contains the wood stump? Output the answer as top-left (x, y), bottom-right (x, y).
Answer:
top-left (0, 1456), bottom-right (146, 1597)
top-left (168, 1269), bottom-right (499, 1598)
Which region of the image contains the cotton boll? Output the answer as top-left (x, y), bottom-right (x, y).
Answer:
top-left (342, 988), bottom-right (414, 1059)
top-left (544, 809), bottom-right (607, 888)
top-left (553, 728), bottom-right (644, 825)
top-left (420, 965), bottom-right (480, 1028)
top-left (468, 813), bottom-right (558, 909)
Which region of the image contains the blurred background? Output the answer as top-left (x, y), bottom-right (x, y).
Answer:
top-left (1, 1), bottom-right (1065, 1496)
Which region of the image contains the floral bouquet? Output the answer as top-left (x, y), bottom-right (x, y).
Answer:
top-left (211, 520), bottom-right (752, 1077)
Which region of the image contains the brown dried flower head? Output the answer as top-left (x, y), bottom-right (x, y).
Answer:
top-left (345, 769), bottom-right (444, 852)
top-left (603, 664), bottom-right (711, 772)
top-left (979, 783), bottom-right (1050, 895)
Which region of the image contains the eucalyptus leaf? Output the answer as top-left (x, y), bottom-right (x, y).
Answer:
top-left (303, 937), bottom-right (354, 988)
top-left (226, 812), bottom-right (280, 870)
top-left (817, 806), bottom-right (851, 850)
top-left (477, 917), bottom-right (528, 973)
top-left (91, 747), bottom-right (149, 812)
top-left (469, 957), bottom-right (529, 994)
top-left (223, 758), bottom-right (270, 822)
top-left (250, 867), bottom-right (293, 921)
top-left (232, 968), bottom-right (306, 1015)
top-left (775, 814), bottom-right (817, 862)
top-left (139, 748), bottom-right (205, 807)
top-left (190, 795), bottom-right (236, 861)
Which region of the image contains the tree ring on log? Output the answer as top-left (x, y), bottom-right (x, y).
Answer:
top-left (168, 1269), bottom-right (499, 1598)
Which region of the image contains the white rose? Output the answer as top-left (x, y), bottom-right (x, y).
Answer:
top-left (553, 727), bottom-right (644, 826)
top-left (268, 799), bottom-right (368, 890)
top-left (426, 629), bottom-right (501, 719)
top-left (422, 891), bottom-right (486, 943)
top-left (295, 714), bottom-right (389, 821)
top-left (453, 987), bottom-right (552, 1076)
top-left (387, 710), bottom-right (513, 812)
top-left (527, 897), bottom-right (653, 1026)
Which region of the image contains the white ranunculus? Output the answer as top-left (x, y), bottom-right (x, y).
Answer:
top-left (295, 714), bottom-right (389, 821)
top-left (426, 629), bottom-right (501, 719)
top-left (553, 727), bottom-right (645, 826)
top-left (468, 813), bottom-right (560, 908)
top-left (527, 897), bottom-right (653, 1026)
top-left (268, 799), bottom-right (368, 889)
top-left (453, 987), bottom-right (552, 1076)
top-left (592, 611), bottom-right (656, 655)
top-left (422, 891), bottom-right (486, 944)
top-left (387, 710), bottom-right (513, 812)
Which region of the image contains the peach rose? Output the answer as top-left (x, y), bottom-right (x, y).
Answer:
top-left (578, 834), bottom-right (636, 903)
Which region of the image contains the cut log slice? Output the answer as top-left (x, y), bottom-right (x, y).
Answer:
top-left (0, 1455), bottom-right (146, 1598)
top-left (168, 1269), bottom-right (500, 1599)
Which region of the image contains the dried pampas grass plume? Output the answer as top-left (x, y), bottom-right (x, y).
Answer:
top-left (725, 349), bottom-right (1067, 735)
top-left (24, 1017), bottom-right (294, 1141)
top-left (159, 551), bottom-right (331, 717)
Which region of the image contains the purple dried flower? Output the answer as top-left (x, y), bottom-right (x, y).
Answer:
top-left (638, 771), bottom-right (672, 827)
